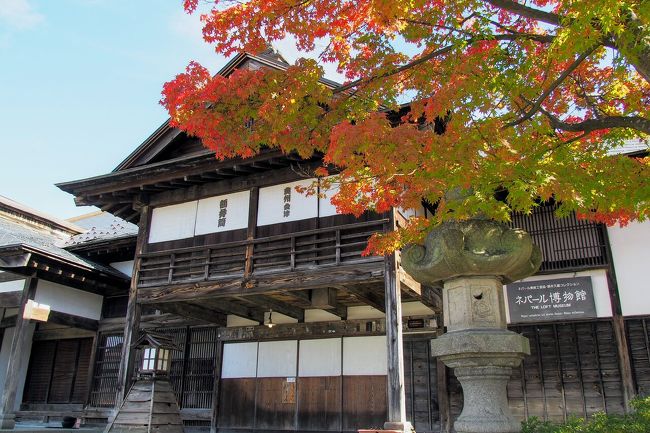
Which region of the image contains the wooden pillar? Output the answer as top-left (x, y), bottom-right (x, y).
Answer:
top-left (210, 340), bottom-right (224, 433)
top-left (383, 209), bottom-right (410, 431)
top-left (115, 204), bottom-right (151, 407)
top-left (436, 359), bottom-right (451, 433)
top-left (0, 275), bottom-right (37, 429)
top-left (244, 187), bottom-right (259, 278)
top-left (602, 226), bottom-right (636, 410)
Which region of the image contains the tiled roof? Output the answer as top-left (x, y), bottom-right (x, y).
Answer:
top-left (64, 213), bottom-right (138, 247)
top-left (0, 215), bottom-right (127, 278)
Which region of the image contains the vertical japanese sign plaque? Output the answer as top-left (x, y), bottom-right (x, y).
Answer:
top-left (506, 276), bottom-right (597, 323)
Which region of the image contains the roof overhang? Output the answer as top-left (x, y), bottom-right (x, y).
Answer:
top-left (57, 149), bottom-right (320, 222)
top-left (0, 244), bottom-right (129, 296)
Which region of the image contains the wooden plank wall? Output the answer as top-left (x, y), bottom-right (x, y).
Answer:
top-left (446, 320), bottom-right (626, 426)
top-left (403, 339), bottom-right (440, 433)
top-left (218, 375), bottom-right (388, 432)
top-left (23, 338), bottom-right (93, 404)
top-left (625, 317), bottom-right (650, 396)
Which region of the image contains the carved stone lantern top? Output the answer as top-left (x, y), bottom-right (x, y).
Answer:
top-left (402, 219), bottom-right (542, 287)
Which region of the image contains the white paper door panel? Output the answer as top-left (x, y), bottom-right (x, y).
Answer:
top-left (319, 177), bottom-right (342, 217)
top-left (298, 338), bottom-right (342, 377)
top-left (257, 180), bottom-right (318, 226)
top-left (195, 190), bottom-right (250, 235)
top-left (257, 340), bottom-right (298, 377)
top-left (148, 201), bottom-right (198, 243)
top-left (221, 342), bottom-right (258, 378)
top-left (342, 336), bottom-right (387, 375)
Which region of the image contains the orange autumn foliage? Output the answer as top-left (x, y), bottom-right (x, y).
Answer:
top-left (163, 0), bottom-right (650, 254)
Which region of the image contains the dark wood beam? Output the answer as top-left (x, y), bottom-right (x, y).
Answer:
top-left (338, 285), bottom-right (385, 312)
top-left (48, 311), bottom-right (98, 331)
top-left (0, 292), bottom-right (21, 308)
top-left (420, 286), bottom-right (443, 312)
top-left (0, 316), bottom-right (16, 329)
top-left (233, 164), bottom-right (255, 174)
top-left (215, 169), bottom-right (236, 177)
top-left (237, 295), bottom-right (305, 322)
top-left (327, 304), bottom-right (349, 320)
top-left (216, 318), bottom-right (420, 342)
top-left (196, 299), bottom-right (264, 323)
top-left (311, 288), bottom-right (337, 309)
top-left (0, 272), bottom-right (22, 283)
top-left (284, 290), bottom-right (311, 307)
top-left (137, 262), bottom-right (384, 303)
top-left (156, 302), bottom-right (227, 326)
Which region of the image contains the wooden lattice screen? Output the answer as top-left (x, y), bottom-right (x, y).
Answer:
top-left (88, 333), bottom-right (124, 407)
top-left (88, 327), bottom-right (219, 409)
top-left (509, 204), bottom-right (608, 273)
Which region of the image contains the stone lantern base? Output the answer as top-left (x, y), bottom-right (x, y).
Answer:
top-left (432, 329), bottom-right (529, 433)
top-left (401, 219), bottom-right (542, 433)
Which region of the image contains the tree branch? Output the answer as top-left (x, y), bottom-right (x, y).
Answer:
top-left (333, 33), bottom-right (554, 94)
top-left (504, 44), bottom-right (599, 128)
top-left (540, 108), bottom-right (650, 135)
top-left (483, 0), bottom-right (562, 26)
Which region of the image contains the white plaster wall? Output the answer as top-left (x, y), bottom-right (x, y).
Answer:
top-left (398, 205), bottom-right (426, 220)
top-left (299, 338), bottom-right (342, 377)
top-left (227, 315), bottom-right (259, 327)
top-left (402, 301), bottom-right (434, 316)
top-left (304, 309), bottom-right (343, 322)
top-left (0, 279), bottom-right (24, 293)
top-left (342, 336), bottom-right (387, 375)
top-left (503, 269), bottom-right (612, 324)
top-left (222, 342), bottom-right (258, 378)
top-left (35, 280), bottom-right (103, 320)
top-left (0, 324), bottom-right (35, 410)
top-left (195, 190), bottom-right (250, 235)
top-left (319, 177), bottom-right (341, 217)
top-left (347, 305), bottom-right (384, 320)
top-left (267, 311), bottom-right (298, 325)
top-left (148, 201), bottom-right (198, 243)
top-left (257, 340), bottom-right (297, 377)
top-left (110, 260), bottom-right (134, 277)
top-left (347, 302), bottom-right (433, 320)
top-left (608, 221), bottom-right (650, 317)
top-left (258, 180), bottom-right (318, 226)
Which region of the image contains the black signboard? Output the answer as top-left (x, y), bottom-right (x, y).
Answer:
top-left (506, 276), bottom-right (597, 323)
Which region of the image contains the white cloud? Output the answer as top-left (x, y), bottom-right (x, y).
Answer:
top-left (0, 0), bottom-right (44, 30)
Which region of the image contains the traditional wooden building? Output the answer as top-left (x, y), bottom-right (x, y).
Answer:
top-left (0, 50), bottom-right (647, 433)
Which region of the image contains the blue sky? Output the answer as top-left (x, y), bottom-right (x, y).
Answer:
top-left (0, 0), bottom-right (339, 219)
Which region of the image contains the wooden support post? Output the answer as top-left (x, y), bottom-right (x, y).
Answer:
top-left (602, 227), bottom-right (636, 410)
top-left (383, 209), bottom-right (411, 432)
top-left (115, 205), bottom-right (151, 408)
top-left (612, 314), bottom-right (635, 409)
top-left (0, 275), bottom-right (37, 429)
top-left (436, 359), bottom-right (451, 433)
top-left (244, 187), bottom-right (259, 278)
top-left (210, 340), bottom-right (224, 433)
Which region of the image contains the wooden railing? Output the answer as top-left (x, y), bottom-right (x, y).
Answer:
top-left (137, 219), bottom-right (388, 288)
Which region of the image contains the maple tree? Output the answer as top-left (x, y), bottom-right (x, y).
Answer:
top-left (162, 0), bottom-right (649, 253)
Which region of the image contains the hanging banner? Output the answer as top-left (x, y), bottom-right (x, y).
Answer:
top-left (506, 276), bottom-right (597, 323)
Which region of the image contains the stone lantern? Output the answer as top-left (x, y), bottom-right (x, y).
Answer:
top-left (402, 219), bottom-right (542, 433)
